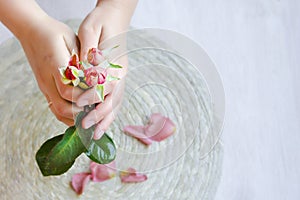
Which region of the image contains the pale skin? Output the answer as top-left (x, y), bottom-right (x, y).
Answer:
top-left (0, 0), bottom-right (138, 139)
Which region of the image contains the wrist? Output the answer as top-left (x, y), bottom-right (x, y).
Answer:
top-left (95, 0), bottom-right (138, 26)
top-left (0, 0), bottom-right (50, 40)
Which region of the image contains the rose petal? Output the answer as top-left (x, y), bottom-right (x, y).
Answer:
top-left (95, 66), bottom-right (107, 84)
top-left (90, 161), bottom-right (116, 182)
top-left (123, 113), bottom-right (176, 145)
top-left (65, 66), bottom-right (76, 80)
top-left (123, 125), bottom-right (152, 145)
top-left (145, 113), bottom-right (176, 142)
top-left (98, 72), bottom-right (106, 84)
top-left (71, 172), bottom-right (91, 195)
top-left (69, 51), bottom-right (80, 69)
top-left (120, 168), bottom-right (147, 183)
top-left (84, 68), bottom-right (99, 87)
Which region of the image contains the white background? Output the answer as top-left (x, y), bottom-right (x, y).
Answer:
top-left (1, 0), bottom-right (299, 199)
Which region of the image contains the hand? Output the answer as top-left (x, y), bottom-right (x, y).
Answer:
top-left (77, 1), bottom-right (134, 139)
top-left (19, 16), bottom-right (83, 126)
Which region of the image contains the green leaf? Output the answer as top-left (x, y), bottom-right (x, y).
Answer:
top-left (35, 111), bottom-right (118, 176)
top-left (106, 75), bottom-right (120, 82)
top-left (109, 62), bottom-right (123, 69)
top-left (35, 126), bottom-right (85, 176)
top-left (85, 133), bottom-right (116, 164)
top-left (75, 111), bottom-right (94, 148)
top-left (111, 44), bottom-right (120, 49)
top-left (95, 84), bottom-right (104, 102)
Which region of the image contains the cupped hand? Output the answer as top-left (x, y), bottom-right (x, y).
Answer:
top-left (19, 16), bottom-right (83, 126)
top-left (77, 3), bottom-right (130, 139)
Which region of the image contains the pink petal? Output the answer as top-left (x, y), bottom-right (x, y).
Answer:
top-left (120, 168), bottom-right (148, 183)
top-left (71, 172), bottom-right (91, 195)
top-left (145, 113), bottom-right (176, 142)
top-left (88, 48), bottom-right (105, 66)
top-left (123, 125), bottom-right (152, 145)
top-left (97, 72), bottom-right (106, 84)
top-left (90, 161), bottom-right (116, 182)
top-left (69, 52), bottom-right (80, 69)
top-left (84, 67), bottom-right (98, 87)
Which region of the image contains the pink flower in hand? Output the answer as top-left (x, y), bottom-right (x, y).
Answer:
top-left (88, 48), bottom-right (105, 66)
top-left (120, 168), bottom-right (147, 183)
top-left (65, 66), bottom-right (76, 80)
top-left (71, 172), bottom-right (91, 195)
top-left (90, 161), bottom-right (116, 182)
top-left (59, 66), bottom-right (82, 86)
top-left (84, 66), bottom-right (107, 87)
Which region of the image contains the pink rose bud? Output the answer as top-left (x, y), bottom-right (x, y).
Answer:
top-left (69, 52), bottom-right (80, 69)
top-left (84, 67), bottom-right (107, 87)
top-left (84, 68), bottom-right (98, 87)
top-left (87, 48), bottom-right (105, 66)
top-left (97, 68), bottom-right (107, 84)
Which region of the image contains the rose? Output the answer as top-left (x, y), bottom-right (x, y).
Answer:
top-left (59, 66), bottom-right (82, 87)
top-left (87, 48), bottom-right (105, 66)
top-left (84, 66), bottom-right (107, 87)
top-left (59, 51), bottom-right (83, 86)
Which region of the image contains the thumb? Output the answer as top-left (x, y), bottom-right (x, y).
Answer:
top-left (78, 23), bottom-right (102, 61)
top-left (63, 27), bottom-right (80, 56)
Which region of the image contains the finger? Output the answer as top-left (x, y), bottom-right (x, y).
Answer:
top-left (53, 99), bottom-right (83, 120)
top-left (94, 126), bottom-right (104, 140)
top-left (46, 75), bottom-right (83, 121)
top-left (48, 90), bottom-right (83, 125)
top-left (48, 99), bottom-right (77, 126)
top-left (76, 82), bottom-right (113, 107)
top-left (78, 20), bottom-right (102, 61)
top-left (94, 112), bottom-right (116, 140)
top-left (81, 95), bottom-right (113, 129)
top-left (44, 91), bottom-right (75, 126)
top-left (63, 28), bottom-right (80, 54)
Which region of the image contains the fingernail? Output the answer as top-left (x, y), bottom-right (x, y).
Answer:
top-left (94, 129), bottom-right (104, 140)
top-left (83, 118), bottom-right (94, 129)
top-left (77, 99), bottom-right (88, 107)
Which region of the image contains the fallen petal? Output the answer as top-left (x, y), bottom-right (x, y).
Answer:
top-left (90, 161), bottom-right (116, 182)
top-left (120, 168), bottom-right (147, 183)
top-left (123, 125), bottom-right (152, 145)
top-left (145, 113), bottom-right (176, 142)
top-left (70, 172), bottom-right (91, 195)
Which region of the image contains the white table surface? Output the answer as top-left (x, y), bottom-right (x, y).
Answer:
top-left (1, 0), bottom-right (299, 199)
